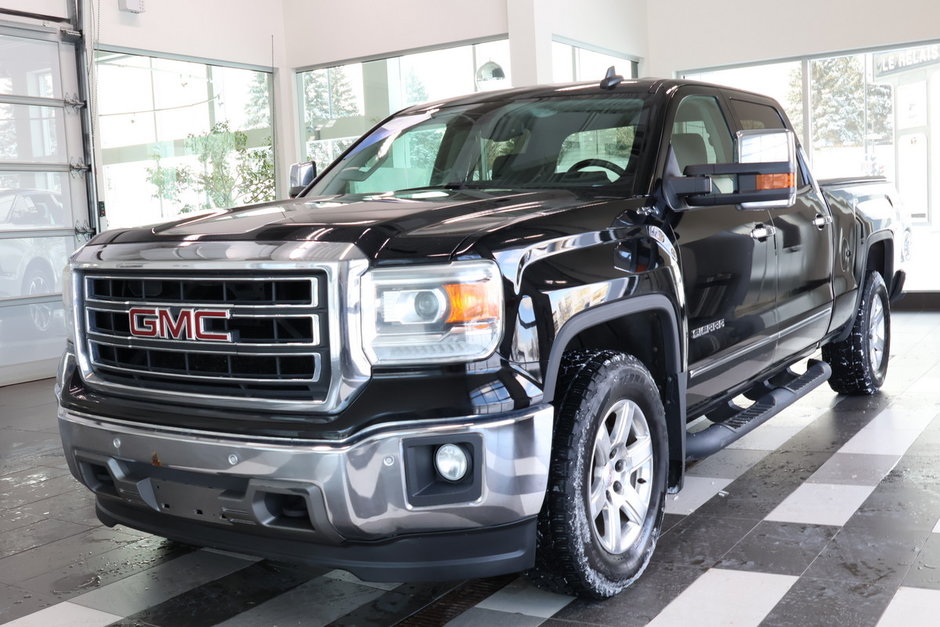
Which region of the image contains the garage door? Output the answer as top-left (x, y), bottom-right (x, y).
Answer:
top-left (0, 8), bottom-right (93, 385)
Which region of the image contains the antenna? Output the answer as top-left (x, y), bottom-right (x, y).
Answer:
top-left (599, 66), bottom-right (623, 90)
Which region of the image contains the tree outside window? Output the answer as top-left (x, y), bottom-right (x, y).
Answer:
top-left (96, 53), bottom-right (276, 228)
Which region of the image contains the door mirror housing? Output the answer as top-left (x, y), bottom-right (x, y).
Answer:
top-left (665, 129), bottom-right (797, 211)
top-left (289, 161), bottom-right (317, 198)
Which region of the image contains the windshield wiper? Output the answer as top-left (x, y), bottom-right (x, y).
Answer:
top-left (397, 183), bottom-right (493, 193)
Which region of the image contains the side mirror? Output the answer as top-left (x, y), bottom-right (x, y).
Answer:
top-left (289, 161), bottom-right (317, 198)
top-left (665, 129), bottom-right (797, 211)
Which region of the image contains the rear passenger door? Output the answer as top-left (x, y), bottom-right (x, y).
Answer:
top-left (727, 97), bottom-right (834, 362)
top-left (666, 89), bottom-right (778, 412)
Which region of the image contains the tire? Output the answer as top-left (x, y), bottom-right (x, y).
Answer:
top-left (822, 271), bottom-right (890, 395)
top-left (529, 350), bottom-right (668, 598)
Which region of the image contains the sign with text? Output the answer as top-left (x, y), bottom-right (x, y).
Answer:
top-left (874, 45), bottom-right (940, 78)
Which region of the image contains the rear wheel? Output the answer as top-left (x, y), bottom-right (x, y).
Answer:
top-left (530, 350), bottom-right (667, 598)
top-left (823, 271), bottom-right (890, 395)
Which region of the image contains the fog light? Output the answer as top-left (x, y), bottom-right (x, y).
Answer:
top-left (434, 443), bottom-right (469, 482)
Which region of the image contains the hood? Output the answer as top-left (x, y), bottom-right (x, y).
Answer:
top-left (91, 189), bottom-right (620, 260)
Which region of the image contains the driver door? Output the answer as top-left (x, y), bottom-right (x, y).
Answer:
top-left (665, 90), bottom-right (778, 411)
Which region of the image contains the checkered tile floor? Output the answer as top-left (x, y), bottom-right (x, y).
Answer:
top-left (3, 312), bottom-right (940, 626)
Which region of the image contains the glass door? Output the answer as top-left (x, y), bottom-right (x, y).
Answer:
top-left (0, 21), bottom-right (92, 385)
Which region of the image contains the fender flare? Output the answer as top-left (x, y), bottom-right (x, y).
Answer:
top-left (864, 229), bottom-right (894, 286)
top-left (834, 229), bottom-right (894, 343)
top-left (542, 293), bottom-right (683, 400)
top-left (541, 293), bottom-right (688, 486)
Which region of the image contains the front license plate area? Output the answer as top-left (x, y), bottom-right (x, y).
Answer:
top-left (151, 478), bottom-right (229, 523)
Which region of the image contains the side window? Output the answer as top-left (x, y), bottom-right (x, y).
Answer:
top-left (733, 98), bottom-right (808, 187)
top-left (671, 95), bottom-right (734, 171)
top-left (731, 99), bottom-right (786, 130)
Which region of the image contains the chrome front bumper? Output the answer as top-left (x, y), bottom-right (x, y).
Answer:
top-left (58, 404), bottom-right (553, 543)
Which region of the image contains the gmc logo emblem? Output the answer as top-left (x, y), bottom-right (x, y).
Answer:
top-left (128, 307), bottom-right (232, 342)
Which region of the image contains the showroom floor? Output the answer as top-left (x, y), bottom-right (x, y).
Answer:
top-left (3, 312), bottom-right (940, 626)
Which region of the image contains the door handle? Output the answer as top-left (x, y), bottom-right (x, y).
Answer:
top-left (813, 214), bottom-right (833, 229)
top-left (750, 224), bottom-right (776, 241)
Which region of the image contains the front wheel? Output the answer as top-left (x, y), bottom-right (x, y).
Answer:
top-left (823, 271), bottom-right (891, 395)
top-left (530, 350), bottom-right (667, 598)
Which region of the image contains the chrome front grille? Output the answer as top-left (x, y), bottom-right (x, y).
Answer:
top-left (81, 272), bottom-right (331, 402)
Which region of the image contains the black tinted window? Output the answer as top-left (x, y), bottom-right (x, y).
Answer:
top-left (732, 99), bottom-right (808, 185)
top-left (732, 99), bottom-right (786, 130)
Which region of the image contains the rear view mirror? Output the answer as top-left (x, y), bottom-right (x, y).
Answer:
top-left (665, 129), bottom-right (797, 210)
top-left (289, 161), bottom-right (317, 198)
top-left (736, 129), bottom-right (797, 209)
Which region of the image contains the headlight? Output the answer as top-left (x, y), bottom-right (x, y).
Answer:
top-left (361, 260), bottom-right (503, 365)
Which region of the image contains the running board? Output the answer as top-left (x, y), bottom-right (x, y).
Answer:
top-left (685, 359), bottom-right (832, 461)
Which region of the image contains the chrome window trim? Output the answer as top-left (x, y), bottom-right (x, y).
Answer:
top-left (68, 241), bottom-right (371, 413)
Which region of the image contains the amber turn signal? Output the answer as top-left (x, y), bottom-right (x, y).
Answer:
top-left (444, 283), bottom-right (500, 324)
top-left (755, 172), bottom-right (795, 191)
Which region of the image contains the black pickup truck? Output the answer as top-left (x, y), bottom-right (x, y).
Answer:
top-left (57, 75), bottom-right (905, 598)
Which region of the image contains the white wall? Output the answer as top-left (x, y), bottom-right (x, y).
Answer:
top-left (549, 0), bottom-right (647, 69)
top-left (282, 0), bottom-right (509, 69)
top-left (508, 0), bottom-right (647, 85)
top-left (647, 0), bottom-right (940, 76)
top-left (91, 0), bottom-right (286, 68)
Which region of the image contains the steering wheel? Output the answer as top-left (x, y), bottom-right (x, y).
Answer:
top-left (566, 158), bottom-right (625, 177)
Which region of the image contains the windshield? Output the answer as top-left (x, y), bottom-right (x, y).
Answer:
top-left (308, 93), bottom-right (652, 197)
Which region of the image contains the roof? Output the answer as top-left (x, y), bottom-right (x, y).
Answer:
top-left (397, 77), bottom-right (778, 114)
top-left (398, 78), bottom-right (669, 113)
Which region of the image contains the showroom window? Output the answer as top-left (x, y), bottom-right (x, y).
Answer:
top-left (95, 51), bottom-right (274, 229)
top-left (684, 43), bottom-right (940, 292)
top-left (551, 40), bottom-right (638, 84)
top-left (298, 40), bottom-right (511, 168)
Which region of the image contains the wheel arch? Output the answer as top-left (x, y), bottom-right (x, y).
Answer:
top-left (542, 294), bottom-right (688, 489)
top-left (864, 231), bottom-right (894, 291)
top-left (833, 230), bottom-right (894, 343)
